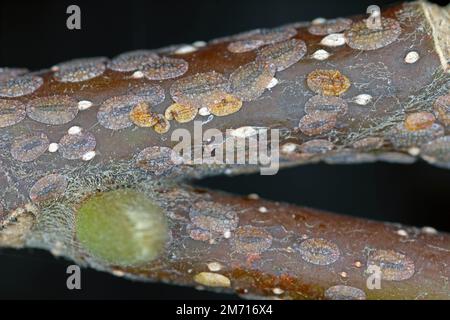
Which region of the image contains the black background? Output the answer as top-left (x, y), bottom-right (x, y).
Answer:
top-left (0, 0), bottom-right (449, 299)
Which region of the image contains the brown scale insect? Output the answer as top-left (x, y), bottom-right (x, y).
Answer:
top-left (306, 69), bottom-right (351, 96)
top-left (107, 50), bottom-right (159, 72)
top-left (324, 285), bottom-right (366, 300)
top-left (141, 57), bottom-right (189, 81)
top-left (248, 27), bottom-right (298, 45)
top-left (26, 95), bottom-right (79, 125)
top-left (387, 122), bottom-right (444, 148)
top-left (98, 95), bottom-right (144, 130)
top-left (345, 18), bottom-right (402, 51)
top-left (299, 139), bottom-right (335, 154)
top-left (53, 57), bottom-right (107, 83)
top-left (298, 112), bottom-right (337, 136)
top-left (29, 174), bottom-right (68, 203)
top-left (256, 38), bottom-right (307, 72)
top-left (0, 75), bottom-right (43, 98)
top-left (352, 137), bottom-right (384, 150)
top-left (304, 95), bottom-right (348, 115)
top-left (433, 94), bottom-right (450, 126)
top-left (366, 249), bottom-right (415, 281)
top-left (58, 130), bottom-right (96, 160)
top-left (208, 94), bottom-right (243, 117)
top-left (130, 102), bottom-right (159, 127)
top-left (188, 229), bottom-right (211, 242)
top-left (404, 112), bottom-right (436, 131)
top-left (230, 61), bottom-right (276, 101)
top-left (127, 84), bottom-right (166, 106)
top-left (295, 238), bottom-right (340, 266)
top-left (135, 146), bottom-right (181, 175)
top-left (231, 225), bottom-right (273, 255)
top-left (308, 18), bottom-right (353, 35)
top-left (10, 133), bottom-right (49, 163)
top-left (189, 202), bottom-right (239, 237)
top-left (170, 71), bottom-right (230, 109)
top-left (164, 103), bottom-right (198, 123)
top-left (0, 99), bottom-right (26, 128)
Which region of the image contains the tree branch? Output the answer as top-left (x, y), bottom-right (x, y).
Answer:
top-left (0, 1), bottom-right (449, 299)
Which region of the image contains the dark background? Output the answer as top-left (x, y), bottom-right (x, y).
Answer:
top-left (0, 0), bottom-right (449, 299)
